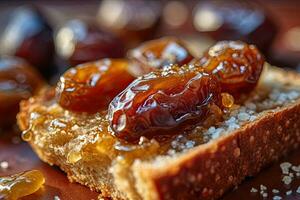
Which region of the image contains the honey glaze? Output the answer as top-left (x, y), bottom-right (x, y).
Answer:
top-left (56, 59), bottom-right (136, 113)
top-left (21, 128), bottom-right (32, 141)
top-left (0, 170), bottom-right (45, 200)
top-left (21, 81), bottom-right (300, 170)
top-left (128, 37), bottom-right (194, 73)
top-left (21, 95), bottom-right (208, 165)
top-left (108, 64), bottom-right (222, 142)
top-left (20, 40), bottom-right (267, 166)
top-left (105, 102), bottom-right (239, 166)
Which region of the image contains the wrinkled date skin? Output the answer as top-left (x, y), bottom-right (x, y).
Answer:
top-left (108, 65), bottom-right (220, 142)
top-left (192, 41), bottom-right (264, 95)
top-left (128, 37), bottom-right (194, 74)
top-left (56, 59), bottom-right (136, 113)
top-left (0, 57), bottom-right (44, 127)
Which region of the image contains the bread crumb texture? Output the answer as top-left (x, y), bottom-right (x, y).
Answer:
top-left (17, 66), bottom-right (300, 200)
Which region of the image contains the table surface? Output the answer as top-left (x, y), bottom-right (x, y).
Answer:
top-left (1, 130), bottom-right (300, 200)
top-left (0, 1), bottom-right (300, 199)
top-left (0, 131), bottom-right (99, 200)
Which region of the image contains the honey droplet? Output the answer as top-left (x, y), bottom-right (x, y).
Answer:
top-left (67, 151), bottom-right (82, 164)
top-left (221, 93), bottom-right (234, 108)
top-left (96, 135), bottom-right (115, 156)
top-left (21, 129), bottom-right (32, 141)
top-left (0, 170), bottom-right (45, 200)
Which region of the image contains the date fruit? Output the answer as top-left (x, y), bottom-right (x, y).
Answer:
top-left (55, 19), bottom-right (125, 66)
top-left (0, 6), bottom-right (54, 76)
top-left (128, 37), bottom-right (194, 74)
top-left (108, 64), bottom-right (220, 142)
top-left (192, 41), bottom-right (264, 94)
top-left (0, 56), bottom-right (44, 127)
top-left (97, 0), bottom-right (161, 46)
top-left (193, 0), bottom-right (277, 54)
top-left (56, 59), bottom-right (136, 113)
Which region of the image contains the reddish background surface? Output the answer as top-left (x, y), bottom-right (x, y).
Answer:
top-left (1, 1), bottom-right (300, 199)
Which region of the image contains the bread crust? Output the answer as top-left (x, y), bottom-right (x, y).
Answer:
top-left (137, 99), bottom-right (300, 200)
top-left (17, 66), bottom-right (300, 200)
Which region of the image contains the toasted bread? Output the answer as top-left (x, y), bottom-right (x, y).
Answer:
top-left (17, 65), bottom-right (300, 200)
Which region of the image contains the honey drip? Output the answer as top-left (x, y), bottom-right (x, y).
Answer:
top-left (67, 150), bottom-right (82, 164)
top-left (21, 129), bottom-right (32, 141)
top-left (221, 93), bottom-right (234, 108)
top-left (0, 170), bottom-right (45, 200)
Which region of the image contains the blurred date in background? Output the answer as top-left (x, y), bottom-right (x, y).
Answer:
top-left (0, 0), bottom-right (299, 128)
top-left (0, 0), bottom-right (299, 76)
top-left (0, 1), bottom-right (299, 199)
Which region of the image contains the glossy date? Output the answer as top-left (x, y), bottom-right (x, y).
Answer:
top-left (192, 41), bottom-right (264, 95)
top-left (128, 37), bottom-right (194, 74)
top-left (56, 59), bottom-right (136, 113)
top-left (108, 64), bottom-right (220, 142)
top-left (0, 56), bottom-right (44, 127)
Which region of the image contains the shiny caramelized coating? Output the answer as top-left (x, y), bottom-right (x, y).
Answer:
top-left (0, 57), bottom-right (44, 127)
top-left (0, 170), bottom-right (45, 200)
top-left (128, 37), bottom-right (194, 74)
top-left (108, 64), bottom-right (221, 142)
top-left (56, 59), bottom-right (136, 113)
top-left (192, 41), bottom-right (264, 95)
top-left (221, 92), bottom-right (234, 108)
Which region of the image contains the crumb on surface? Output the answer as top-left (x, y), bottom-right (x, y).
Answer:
top-left (250, 187), bottom-right (258, 193)
top-left (260, 184), bottom-right (267, 191)
top-left (54, 196), bottom-right (61, 200)
top-left (280, 162), bottom-right (292, 174)
top-left (272, 189), bottom-right (279, 194)
top-left (0, 161), bottom-right (9, 170)
top-left (282, 175), bottom-right (292, 185)
top-left (261, 192), bottom-right (268, 198)
top-left (297, 186), bottom-right (300, 194)
top-left (250, 161), bottom-right (300, 197)
top-left (285, 190), bottom-right (292, 195)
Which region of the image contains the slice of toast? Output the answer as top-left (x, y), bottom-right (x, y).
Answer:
top-left (17, 65), bottom-right (300, 200)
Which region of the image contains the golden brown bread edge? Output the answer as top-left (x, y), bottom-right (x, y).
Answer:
top-left (134, 100), bottom-right (300, 200)
top-left (17, 66), bottom-right (300, 200)
top-left (17, 90), bottom-right (125, 199)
